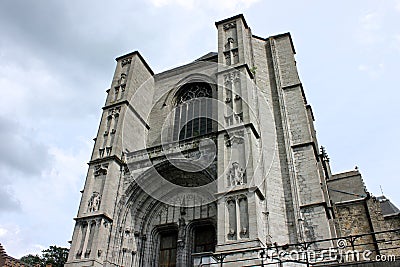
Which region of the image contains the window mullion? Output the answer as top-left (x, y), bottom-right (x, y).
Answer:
top-left (193, 101), bottom-right (195, 136)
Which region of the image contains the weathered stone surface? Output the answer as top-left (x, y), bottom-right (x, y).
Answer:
top-left (65, 14), bottom-right (400, 267)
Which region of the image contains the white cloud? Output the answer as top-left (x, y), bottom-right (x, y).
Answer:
top-left (0, 142), bottom-right (90, 257)
top-left (14, 142), bottom-right (90, 217)
top-left (360, 12), bottom-right (381, 31)
top-left (0, 224), bottom-right (27, 257)
top-left (0, 227), bottom-right (8, 237)
top-left (0, 185), bottom-right (21, 212)
top-left (0, 223), bottom-right (47, 257)
top-left (358, 63), bottom-right (384, 79)
top-left (395, 0), bottom-right (400, 12)
top-left (357, 12), bottom-right (384, 45)
top-left (393, 34), bottom-right (400, 51)
top-left (149, 0), bottom-right (260, 10)
top-left (150, 0), bottom-right (194, 8)
top-left (0, 115), bottom-right (51, 178)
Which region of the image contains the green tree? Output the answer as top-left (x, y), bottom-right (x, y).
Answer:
top-left (20, 254), bottom-right (41, 266)
top-left (20, 246), bottom-right (69, 267)
top-left (41, 246), bottom-right (69, 267)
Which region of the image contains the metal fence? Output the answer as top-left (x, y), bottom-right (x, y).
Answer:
top-left (193, 228), bottom-right (400, 267)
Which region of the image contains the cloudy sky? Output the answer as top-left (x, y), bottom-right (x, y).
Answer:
top-left (0, 0), bottom-right (399, 257)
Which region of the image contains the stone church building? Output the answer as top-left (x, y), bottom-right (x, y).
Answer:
top-left (65, 15), bottom-right (400, 267)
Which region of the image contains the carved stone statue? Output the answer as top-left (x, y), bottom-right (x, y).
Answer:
top-left (88, 192), bottom-right (101, 212)
top-left (228, 162), bottom-right (244, 186)
top-left (224, 52), bottom-right (231, 65)
top-left (177, 217), bottom-right (186, 249)
top-left (119, 73), bottom-right (127, 85)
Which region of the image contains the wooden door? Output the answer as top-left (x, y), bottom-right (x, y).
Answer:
top-left (159, 232), bottom-right (177, 267)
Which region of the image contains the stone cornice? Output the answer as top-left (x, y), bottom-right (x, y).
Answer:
top-left (216, 63), bottom-right (254, 80)
top-left (300, 201), bottom-right (328, 210)
top-left (281, 82), bottom-right (307, 104)
top-left (103, 99), bottom-right (129, 110)
top-left (218, 122), bottom-right (260, 139)
top-left (125, 122), bottom-right (260, 164)
top-left (88, 155), bottom-right (125, 167)
top-left (74, 212), bottom-right (113, 222)
top-left (103, 100), bottom-right (150, 130)
top-left (125, 132), bottom-right (217, 163)
top-left (215, 14), bottom-right (248, 29)
top-left (291, 141), bottom-right (320, 162)
top-left (334, 197), bottom-right (367, 206)
top-left (251, 34), bottom-right (266, 41)
top-left (215, 186), bottom-right (265, 200)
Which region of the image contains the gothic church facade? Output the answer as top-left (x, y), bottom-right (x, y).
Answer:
top-left (65, 15), bottom-right (399, 267)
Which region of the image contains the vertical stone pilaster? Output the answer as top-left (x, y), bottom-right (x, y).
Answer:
top-left (66, 52), bottom-right (154, 267)
top-left (270, 34), bottom-right (335, 245)
top-left (215, 15), bottom-right (265, 255)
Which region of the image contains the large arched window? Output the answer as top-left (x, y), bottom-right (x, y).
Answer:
top-left (173, 82), bottom-right (213, 141)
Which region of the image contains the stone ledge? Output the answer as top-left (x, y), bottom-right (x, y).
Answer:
top-left (281, 82), bottom-right (307, 104)
top-left (88, 155), bottom-right (125, 167)
top-left (215, 14), bottom-right (248, 29)
top-left (331, 170), bottom-right (361, 180)
top-left (74, 212), bottom-right (113, 222)
top-left (215, 238), bottom-right (263, 253)
top-left (216, 63), bottom-right (254, 79)
top-left (103, 100), bottom-right (150, 130)
top-left (291, 141), bottom-right (320, 162)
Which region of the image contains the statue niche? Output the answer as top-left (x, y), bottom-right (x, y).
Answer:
top-left (88, 192), bottom-right (101, 213)
top-left (227, 162), bottom-right (245, 186)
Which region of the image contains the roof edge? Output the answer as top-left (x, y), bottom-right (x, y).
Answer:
top-left (270, 32), bottom-right (296, 54)
top-left (115, 51), bottom-right (154, 76)
top-left (215, 14), bottom-right (248, 29)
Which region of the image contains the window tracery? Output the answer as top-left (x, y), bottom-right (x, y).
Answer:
top-left (176, 83), bottom-right (212, 104)
top-left (173, 83), bottom-right (214, 141)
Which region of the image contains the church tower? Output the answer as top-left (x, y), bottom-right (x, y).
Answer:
top-left (65, 14), bottom-right (337, 267)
